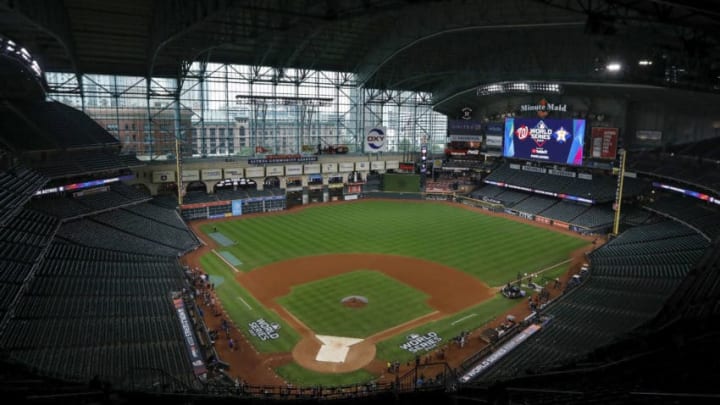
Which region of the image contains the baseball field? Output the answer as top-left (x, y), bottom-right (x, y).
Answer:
top-left (194, 200), bottom-right (590, 386)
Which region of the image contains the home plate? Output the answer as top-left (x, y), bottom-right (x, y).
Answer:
top-left (314, 335), bottom-right (364, 363)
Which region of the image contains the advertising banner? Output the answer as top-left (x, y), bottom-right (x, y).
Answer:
top-left (339, 162), bottom-right (354, 172)
top-left (285, 165), bottom-right (302, 176)
top-left (385, 160), bottom-right (399, 170)
top-left (322, 162), bottom-right (338, 173)
top-left (304, 163), bottom-right (321, 174)
top-left (364, 126), bottom-right (388, 153)
top-left (636, 130), bottom-right (662, 143)
top-left (370, 160), bottom-right (385, 170)
top-left (504, 118), bottom-right (586, 165)
top-left (201, 169), bottom-right (222, 181)
top-left (355, 161), bottom-right (369, 171)
top-left (447, 120), bottom-right (483, 135)
top-left (152, 171), bottom-right (175, 183)
top-left (245, 166), bottom-right (265, 178)
top-left (591, 127), bottom-right (619, 159)
top-left (459, 324), bottom-right (541, 382)
top-left (231, 199), bottom-right (243, 217)
top-left (223, 168), bottom-right (244, 179)
top-left (173, 298), bottom-right (207, 376)
top-left (486, 135), bottom-right (503, 148)
top-left (266, 166), bottom-right (284, 176)
top-left (484, 122), bottom-right (504, 135)
top-left (182, 170), bottom-right (200, 182)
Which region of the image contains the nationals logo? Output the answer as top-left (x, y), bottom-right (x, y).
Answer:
top-left (515, 120), bottom-right (555, 147)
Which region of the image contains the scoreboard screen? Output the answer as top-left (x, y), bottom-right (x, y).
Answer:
top-left (504, 118), bottom-right (586, 165)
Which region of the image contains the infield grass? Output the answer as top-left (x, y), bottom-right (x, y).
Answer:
top-left (201, 201), bottom-right (588, 286)
top-left (276, 270), bottom-right (434, 338)
top-left (374, 263), bottom-right (574, 363)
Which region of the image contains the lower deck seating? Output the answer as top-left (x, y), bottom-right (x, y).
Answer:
top-left (477, 221), bottom-right (708, 383)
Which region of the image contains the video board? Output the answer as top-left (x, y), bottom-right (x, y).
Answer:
top-left (503, 118), bottom-right (586, 165)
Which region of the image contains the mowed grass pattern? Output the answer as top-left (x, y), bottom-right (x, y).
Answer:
top-left (276, 270), bottom-right (433, 338)
top-left (201, 201), bottom-right (589, 286)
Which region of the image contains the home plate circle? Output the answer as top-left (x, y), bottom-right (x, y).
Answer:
top-left (314, 335), bottom-right (363, 363)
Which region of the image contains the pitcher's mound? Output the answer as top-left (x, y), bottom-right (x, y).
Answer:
top-left (341, 295), bottom-right (368, 308)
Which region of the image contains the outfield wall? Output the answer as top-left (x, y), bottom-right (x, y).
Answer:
top-left (382, 173), bottom-right (421, 192)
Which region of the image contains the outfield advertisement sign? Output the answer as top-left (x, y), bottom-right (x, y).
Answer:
top-left (152, 170), bottom-right (175, 183)
top-left (385, 160), bottom-right (400, 170)
top-left (248, 318), bottom-right (281, 341)
top-left (304, 163), bottom-right (321, 174)
top-left (224, 168), bottom-right (244, 179)
top-left (400, 332), bottom-right (442, 353)
top-left (590, 127), bottom-right (619, 159)
top-left (201, 169), bottom-right (222, 181)
top-left (266, 166), bottom-right (284, 176)
top-left (182, 170), bottom-right (200, 182)
top-left (322, 163), bottom-right (338, 173)
top-left (364, 127), bottom-right (388, 153)
top-left (504, 118), bottom-right (586, 165)
top-left (339, 162), bottom-right (354, 172)
top-left (484, 122), bottom-right (504, 135)
top-left (231, 200), bottom-right (243, 217)
top-left (285, 165), bottom-right (302, 176)
top-left (245, 167), bottom-right (265, 177)
top-left (371, 160), bottom-right (385, 170)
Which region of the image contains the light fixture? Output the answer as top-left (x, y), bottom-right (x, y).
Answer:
top-left (638, 60), bottom-right (653, 66)
top-left (476, 81), bottom-right (563, 96)
top-left (606, 62), bottom-right (622, 72)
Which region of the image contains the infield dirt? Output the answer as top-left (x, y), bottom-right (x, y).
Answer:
top-left (183, 199), bottom-right (600, 385)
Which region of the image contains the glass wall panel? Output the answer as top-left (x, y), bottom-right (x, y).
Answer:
top-left (46, 64), bottom-right (447, 160)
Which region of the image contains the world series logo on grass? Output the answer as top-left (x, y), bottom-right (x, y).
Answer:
top-left (400, 332), bottom-right (442, 353)
top-left (248, 318), bottom-right (281, 341)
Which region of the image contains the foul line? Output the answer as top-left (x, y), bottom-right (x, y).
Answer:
top-left (236, 296), bottom-right (252, 310)
top-left (451, 313), bottom-right (477, 325)
top-left (212, 249), bottom-right (240, 273)
top-left (367, 310), bottom-right (440, 342)
top-left (519, 258), bottom-right (573, 282)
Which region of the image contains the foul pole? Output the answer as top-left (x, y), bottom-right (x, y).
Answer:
top-left (612, 149), bottom-right (626, 236)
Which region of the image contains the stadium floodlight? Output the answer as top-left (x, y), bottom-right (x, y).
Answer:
top-left (606, 62), bottom-right (622, 72)
top-left (477, 81), bottom-right (562, 96)
top-left (638, 60), bottom-right (653, 66)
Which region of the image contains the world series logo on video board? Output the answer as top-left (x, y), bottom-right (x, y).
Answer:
top-left (503, 118), bottom-right (586, 165)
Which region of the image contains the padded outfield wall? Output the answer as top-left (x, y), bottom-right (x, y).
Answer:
top-left (382, 173), bottom-right (421, 192)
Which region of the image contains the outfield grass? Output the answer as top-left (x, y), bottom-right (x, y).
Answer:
top-left (200, 254), bottom-right (301, 352)
top-left (276, 270), bottom-right (434, 338)
top-left (197, 201), bottom-right (589, 385)
top-left (201, 201), bottom-right (588, 286)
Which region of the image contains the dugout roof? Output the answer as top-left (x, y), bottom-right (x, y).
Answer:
top-left (1, 0), bottom-right (719, 113)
